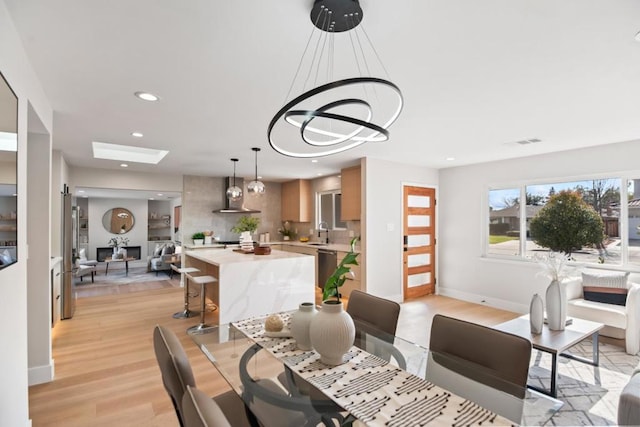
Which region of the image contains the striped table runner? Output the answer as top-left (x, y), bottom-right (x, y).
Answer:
top-left (233, 314), bottom-right (514, 427)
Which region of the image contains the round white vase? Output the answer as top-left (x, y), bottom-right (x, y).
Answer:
top-left (545, 279), bottom-right (567, 331)
top-left (291, 302), bottom-right (317, 351)
top-left (529, 293), bottom-right (544, 334)
top-left (309, 300), bottom-right (355, 365)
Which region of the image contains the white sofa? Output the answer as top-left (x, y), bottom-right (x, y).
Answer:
top-left (565, 274), bottom-right (640, 355)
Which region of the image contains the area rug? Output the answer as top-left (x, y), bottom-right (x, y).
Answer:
top-left (76, 266), bottom-right (174, 287)
top-left (531, 340), bottom-right (639, 426)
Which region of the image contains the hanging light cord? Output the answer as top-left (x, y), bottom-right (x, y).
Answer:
top-left (254, 150), bottom-right (259, 181)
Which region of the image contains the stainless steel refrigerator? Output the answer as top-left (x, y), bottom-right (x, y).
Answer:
top-left (61, 186), bottom-right (76, 319)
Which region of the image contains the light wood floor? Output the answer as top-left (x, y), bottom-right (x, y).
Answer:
top-left (29, 285), bottom-right (520, 426)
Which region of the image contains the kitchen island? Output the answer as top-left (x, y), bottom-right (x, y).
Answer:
top-left (184, 248), bottom-right (315, 324)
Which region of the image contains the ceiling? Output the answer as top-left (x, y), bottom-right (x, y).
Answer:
top-left (4, 0), bottom-right (640, 182)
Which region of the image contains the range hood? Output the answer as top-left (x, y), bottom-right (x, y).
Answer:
top-left (212, 177), bottom-right (261, 213)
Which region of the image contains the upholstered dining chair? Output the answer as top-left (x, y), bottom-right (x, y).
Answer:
top-left (182, 385), bottom-right (232, 427)
top-left (152, 325), bottom-right (250, 427)
top-left (429, 314), bottom-right (532, 398)
top-left (346, 290), bottom-right (401, 341)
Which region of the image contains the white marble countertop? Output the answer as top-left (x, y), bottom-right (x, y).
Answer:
top-left (184, 247), bottom-right (313, 266)
top-left (269, 240), bottom-right (358, 253)
top-left (182, 243), bottom-right (227, 250)
top-left (184, 241), bottom-right (359, 253)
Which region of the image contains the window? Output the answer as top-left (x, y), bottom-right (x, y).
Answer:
top-left (488, 188), bottom-right (521, 257)
top-left (628, 179), bottom-right (640, 267)
top-left (318, 191), bottom-right (346, 230)
top-left (488, 178), bottom-right (625, 267)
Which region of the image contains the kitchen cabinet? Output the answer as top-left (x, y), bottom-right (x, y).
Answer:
top-left (281, 179), bottom-right (312, 222)
top-left (340, 165), bottom-right (361, 221)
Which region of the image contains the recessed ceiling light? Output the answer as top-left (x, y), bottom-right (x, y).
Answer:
top-left (257, 176), bottom-right (263, 179)
top-left (149, 198), bottom-right (155, 200)
top-left (131, 132), bottom-right (143, 138)
top-left (120, 163), bottom-right (128, 168)
top-left (311, 159), bottom-right (318, 163)
top-left (317, 173), bottom-right (322, 176)
top-left (78, 190), bottom-right (85, 193)
top-left (93, 141), bottom-right (169, 164)
top-left (157, 193), bottom-right (163, 196)
top-left (12, 193), bottom-right (17, 197)
top-left (82, 195), bottom-right (88, 198)
top-left (338, 175), bottom-right (342, 178)
top-left (134, 91), bottom-right (159, 101)
top-left (446, 157), bottom-right (455, 161)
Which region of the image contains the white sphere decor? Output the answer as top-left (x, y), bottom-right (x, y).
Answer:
top-left (309, 300), bottom-right (355, 365)
top-left (290, 302), bottom-right (317, 351)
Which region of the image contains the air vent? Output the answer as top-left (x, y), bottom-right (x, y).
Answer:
top-left (513, 138), bottom-right (541, 145)
top-left (504, 138), bottom-right (541, 146)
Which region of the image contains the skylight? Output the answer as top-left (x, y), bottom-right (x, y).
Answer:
top-left (0, 131), bottom-right (17, 151)
top-left (92, 142), bottom-right (168, 164)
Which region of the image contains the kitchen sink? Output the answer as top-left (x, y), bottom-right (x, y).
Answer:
top-left (307, 242), bottom-right (328, 246)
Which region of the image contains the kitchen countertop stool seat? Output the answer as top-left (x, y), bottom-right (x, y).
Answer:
top-left (186, 274), bottom-right (218, 334)
top-left (172, 266), bottom-right (200, 319)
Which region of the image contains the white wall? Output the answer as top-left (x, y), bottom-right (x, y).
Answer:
top-left (0, 159), bottom-right (15, 183)
top-left (0, 1), bottom-right (53, 425)
top-left (70, 166), bottom-right (182, 193)
top-left (439, 139), bottom-right (640, 313)
top-left (88, 198), bottom-right (148, 262)
top-left (26, 127), bottom-right (53, 386)
top-left (363, 157), bottom-right (439, 302)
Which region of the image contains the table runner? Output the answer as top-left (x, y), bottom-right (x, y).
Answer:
top-left (233, 314), bottom-right (515, 427)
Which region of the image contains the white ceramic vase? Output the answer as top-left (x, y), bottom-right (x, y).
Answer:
top-left (309, 300), bottom-right (355, 365)
top-left (545, 279), bottom-right (567, 331)
top-left (529, 293), bottom-right (544, 334)
top-left (291, 302), bottom-right (317, 351)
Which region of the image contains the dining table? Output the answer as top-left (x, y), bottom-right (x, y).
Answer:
top-left (190, 312), bottom-right (563, 426)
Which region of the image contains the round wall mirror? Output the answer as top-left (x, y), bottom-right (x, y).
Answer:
top-left (102, 207), bottom-right (135, 234)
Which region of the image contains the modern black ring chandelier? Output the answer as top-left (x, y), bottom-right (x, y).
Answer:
top-left (268, 0), bottom-right (403, 158)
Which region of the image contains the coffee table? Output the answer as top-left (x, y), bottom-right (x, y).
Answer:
top-left (494, 315), bottom-right (604, 397)
top-left (104, 256), bottom-right (135, 276)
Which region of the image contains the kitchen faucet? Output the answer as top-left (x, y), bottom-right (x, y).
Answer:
top-left (318, 221), bottom-right (330, 244)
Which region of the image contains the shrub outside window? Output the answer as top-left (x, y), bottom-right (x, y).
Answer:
top-left (488, 178), bottom-right (624, 267)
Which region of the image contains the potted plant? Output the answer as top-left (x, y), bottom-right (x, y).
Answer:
top-left (192, 232), bottom-right (205, 245)
top-left (107, 236), bottom-right (129, 258)
top-left (278, 221), bottom-right (295, 241)
top-left (309, 236), bottom-right (359, 365)
top-left (231, 215), bottom-right (260, 234)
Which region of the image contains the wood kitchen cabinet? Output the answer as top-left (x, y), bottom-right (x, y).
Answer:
top-left (281, 179), bottom-right (312, 222)
top-left (340, 165), bottom-right (361, 221)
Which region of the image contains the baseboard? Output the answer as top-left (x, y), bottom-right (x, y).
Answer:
top-left (28, 359), bottom-right (54, 386)
top-left (437, 287), bottom-right (528, 314)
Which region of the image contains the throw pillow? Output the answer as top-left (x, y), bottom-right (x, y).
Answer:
top-left (153, 244), bottom-right (164, 257)
top-left (582, 271), bottom-right (630, 306)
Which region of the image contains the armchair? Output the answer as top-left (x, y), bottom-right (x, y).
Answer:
top-left (149, 243), bottom-right (181, 275)
top-left (565, 275), bottom-right (640, 355)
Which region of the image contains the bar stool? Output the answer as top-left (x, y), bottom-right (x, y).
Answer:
top-left (172, 266), bottom-right (200, 319)
top-left (186, 274), bottom-right (218, 335)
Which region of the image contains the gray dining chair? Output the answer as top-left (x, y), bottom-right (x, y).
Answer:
top-left (152, 325), bottom-right (251, 427)
top-left (346, 290), bottom-right (401, 340)
top-left (182, 385), bottom-right (232, 427)
top-left (429, 314), bottom-right (532, 398)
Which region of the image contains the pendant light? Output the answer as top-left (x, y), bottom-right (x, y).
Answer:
top-left (226, 158), bottom-right (242, 201)
top-left (247, 147), bottom-right (266, 195)
top-left (267, 0), bottom-right (403, 158)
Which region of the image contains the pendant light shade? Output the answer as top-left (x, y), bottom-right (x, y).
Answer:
top-left (226, 158), bottom-right (243, 201)
top-left (247, 147), bottom-right (266, 195)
